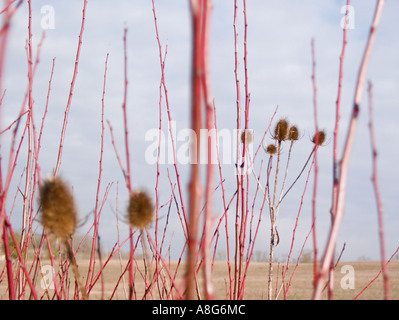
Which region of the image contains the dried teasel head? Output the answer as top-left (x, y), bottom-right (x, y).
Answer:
top-left (266, 144), bottom-right (277, 155)
top-left (127, 190), bottom-right (154, 229)
top-left (312, 130), bottom-right (326, 146)
top-left (288, 125), bottom-right (299, 141)
top-left (240, 129), bottom-right (253, 145)
top-left (39, 176), bottom-right (77, 240)
top-left (274, 118), bottom-right (289, 142)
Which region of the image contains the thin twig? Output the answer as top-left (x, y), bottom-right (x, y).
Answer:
top-left (367, 80), bottom-right (390, 299)
top-left (54, 0), bottom-right (87, 176)
top-left (310, 38), bottom-right (319, 287)
top-left (354, 246), bottom-right (398, 300)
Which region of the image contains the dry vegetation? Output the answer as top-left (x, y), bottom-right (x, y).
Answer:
top-left (1, 258), bottom-right (397, 300)
top-left (1, 0), bottom-right (397, 301)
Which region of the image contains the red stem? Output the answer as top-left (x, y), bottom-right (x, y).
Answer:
top-left (354, 246), bottom-right (398, 300)
top-left (367, 81), bottom-right (390, 299)
top-left (85, 53), bottom-right (109, 299)
top-left (152, 1), bottom-right (190, 297)
top-left (332, 0), bottom-right (350, 186)
top-left (122, 28), bottom-right (132, 193)
top-left (151, 0), bottom-right (163, 295)
top-left (328, 0), bottom-right (350, 298)
top-left (186, 0), bottom-right (204, 300)
top-left (310, 38), bottom-right (319, 287)
top-left (213, 102), bottom-right (233, 298)
top-left (2, 224), bottom-right (15, 299)
top-left (313, 0), bottom-right (386, 300)
top-left (54, 0), bottom-right (87, 176)
top-left (200, 0), bottom-right (215, 300)
top-left (238, 0), bottom-right (251, 300)
top-left (232, 0), bottom-right (242, 300)
top-left (283, 153), bottom-right (316, 299)
top-left (4, 216), bottom-right (38, 299)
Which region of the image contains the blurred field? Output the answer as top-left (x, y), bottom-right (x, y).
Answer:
top-left (1, 258), bottom-right (397, 300)
top-left (196, 260), bottom-right (399, 300)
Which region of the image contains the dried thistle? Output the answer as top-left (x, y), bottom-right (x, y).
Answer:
top-left (288, 125), bottom-right (299, 141)
top-left (274, 118), bottom-right (289, 141)
top-left (127, 191), bottom-right (155, 296)
top-left (39, 176), bottom-right (88, 299)
top-left (39, 176), bottom-right (77, 240)
top-left (312, 130), bottom-right (326, 146)
top-left (127, 190), bottom-right (154, 229)
top-left (241, 129), bottom-right (253, 145)
top-left (266, 144), bottom-right (277, 155)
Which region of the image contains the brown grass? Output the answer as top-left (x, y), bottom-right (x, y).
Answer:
top-left (2, 258), bottom-right (396, 300)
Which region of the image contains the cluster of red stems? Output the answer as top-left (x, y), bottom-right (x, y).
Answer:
top-left (0, 0), bottom-right (396, 300)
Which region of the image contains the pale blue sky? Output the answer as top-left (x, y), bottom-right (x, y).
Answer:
top-left (2, 1), bottom-right (399, 262)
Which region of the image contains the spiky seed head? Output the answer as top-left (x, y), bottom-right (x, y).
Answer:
top-left (39, 176), bottom-right (77, 240)
top-left (127, 191), bottom-right (154, 229)
top-left (288, 125), bottom-right (299, 141)
top-left (241, 129), bottom-right (253, 145)
top-left (312, 130), bottom-right (326, 146)
top-left (266, 144), bottom-right (277, 155)
top-left (274, 119), bottom-right (289, 141)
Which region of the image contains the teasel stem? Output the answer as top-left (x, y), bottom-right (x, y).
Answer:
top-left (279, 145), bottom-right (317, 205)
top-left (141, 228), bottom-right (154, 299)
top-left (64, 239), bottom-right (88, 300)
top-left (277, 140), bottom-right (295, 211)
top-left (128, 228), bottom-right (135, 300)
top-left (267, 139), bottom-right (281, 300)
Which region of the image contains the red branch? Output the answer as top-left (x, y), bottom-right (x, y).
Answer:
top-left (54, 0), bottom-right (87, 176)
top-left (121, 28), bottom-right (132, 193)
top-left (186, 0), bottom-right (206, 300)
top-left (367, 81), bottom-right (390, 299)
top-left (354, 246), bottom-right (398, 300)
top-left (313, 0), bottom-right (386, 300)
top-left (232, 0), bottom-right (241, 300)
top-left (310, 38), bottom-right (319, 286)
top-left (85, 53), bottom-right (110, 297)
